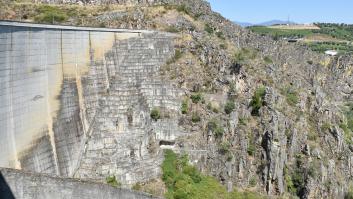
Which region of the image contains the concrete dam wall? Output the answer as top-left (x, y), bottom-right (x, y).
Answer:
top-left (0, 21), bottom-right (182, 185)
top-left (0, 167), bottom-right (156, 199)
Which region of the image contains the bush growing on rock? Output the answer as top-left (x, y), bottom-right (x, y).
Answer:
top-left (207, 119), bottom-right (224, 138)
top-left (190, 93), bottom-right (203, 104)
top-left (176, 4), bottom-right (191, 15)
top-left (250, 86), bottom-right (266, 116)
top-left (106, 176), bottom-right (121, 188)
top-left (204, 23), bottom-right (214, 34)
top-left (263, 56), bottom-right (273, 64)
top-left (224, 100), bottom-right (235, 114)
top-left (150, 108), bottom-right (161, 121)
top-left (191, 112), bottom-right (201, 123)
top-left (345, 187), bottom-right (353, 199)
top-left (181, 99), bottom-right (189, 114)
top-left (216, 31), bottom-right (225, 40)
top-left (233, 48), bottom-right (258, 66)
top-left (162, 150), bottom-right (264, 199)
top-left (214, 126), bottom-right (224, 138)
top-left (283, 87), bottom-right (299, 106)
top-left (219, 141), bottom-right (231, 155)
top-left (167, 49), bottom-right (183, 64)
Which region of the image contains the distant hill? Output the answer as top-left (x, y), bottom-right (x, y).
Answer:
top-left (233, 20), bottom-right (296, 27)
top-left (233, 21), bottom-right (254, 27)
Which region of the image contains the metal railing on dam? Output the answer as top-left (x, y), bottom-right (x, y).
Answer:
top-left (0, 20), bottom-right (181, 185)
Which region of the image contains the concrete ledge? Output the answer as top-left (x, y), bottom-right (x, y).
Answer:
top-left (0, 20), bottom-right (153, 33)
top-left (0, 167), bottom-right (158, 199)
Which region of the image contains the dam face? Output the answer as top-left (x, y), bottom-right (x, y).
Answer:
top-left (0, 21), bottom-right (182, 184)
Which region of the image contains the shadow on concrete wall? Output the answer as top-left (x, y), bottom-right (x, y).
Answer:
top-left (0, 172), bottom-right (15, 199)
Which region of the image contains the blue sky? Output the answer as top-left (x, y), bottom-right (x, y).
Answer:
top-left (207, 0), bottom-right (353, 24)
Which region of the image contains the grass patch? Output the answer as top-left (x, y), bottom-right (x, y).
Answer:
top-left (34, 5), bottom-right (68, 24)
top-left (106, 176), bottom-right (121, 188)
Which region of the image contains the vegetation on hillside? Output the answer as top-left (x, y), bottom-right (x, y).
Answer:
top-left (162, 150), bottom-right (265, 199)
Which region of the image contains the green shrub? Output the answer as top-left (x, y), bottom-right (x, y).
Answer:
top-left (132, 183), bottom-right (142, 191)
top-left (249, 176), bottom-right (257, 187)
top-left (343, 103), bottom-right (353, 132)
top-left (345, 187), bottom-right (353, 199)
top-left (216, 31), bottom-right (225, 40)
top-left (283, 87), bottom-right (299, 106)
top-left (206, 102), bottom-right (212, 110)
top-left (176, 4), bottom-right (190, 15)
top-left (308, 164), bottom-right (318, 178)
top-left (191, 112), bottom-right (201, 123)
top-left (339, 123), bottom-right (353, 144)
top-left (291, 169), bottom-right (305, 196)
top-left (233, 48), bottom-right (258, 66)
top-left (181, 100), bottom-right (188, 114)
top-left (167, 49), bottom-right (183, 64)
top-left (162, 150), bottom-right (264, 199)
top-left (307, 60), bottom-right (313, 65)
top-left (214, 126), bottom-right (224, 138)
top-left (247, 143), bottom-right (256, 156)
top-left (349, 119), bottom-right (353, 132)
top-left (250, 86), bottom-right (266, 116)
top-left (307, 131), bottom-right (318, 141)
top-left (150, 108), bottom-right (161, 121)
top-left (34, 5), bottom-right (68, 24)
top-left (285, 173), bottom-right (296, 194)
top-left (106, 176), bottom-right (121, 187)
top-left (224, 100), bottom-right (235, 114)
top-left (220, 43), bottom-right (227, 49)
top-left (190, 93), bottom-right (203, 104)
top-left (207, 103), bottom-right (219, 113)
top-left (204, 23), bottom-right (214, 34)
top-left (207, 119), bottom-right (224, 138)
top-left (165, 25), bottom-right (180, 33)
top-left (207, 119), bottom-right (217, 131)
top-left (219, 142), bottom-right (230, 155)
top-left (321, 123), bottom-right (331, 132)
top-left (263, 56), bottom-right (273, 64)
top-left (238, 117), bottom-right (247, 126)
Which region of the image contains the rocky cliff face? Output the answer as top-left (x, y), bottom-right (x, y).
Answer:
top-left (1, 0), bottom-right (353, 198)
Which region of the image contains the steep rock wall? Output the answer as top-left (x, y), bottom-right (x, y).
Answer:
top-left (0, 21), bottom-right (182, 185)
